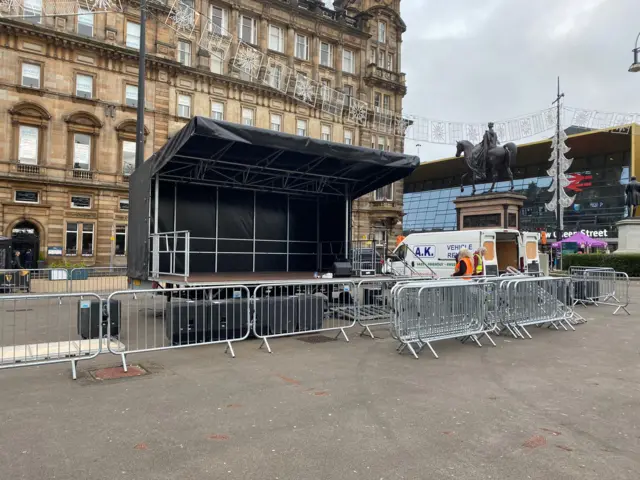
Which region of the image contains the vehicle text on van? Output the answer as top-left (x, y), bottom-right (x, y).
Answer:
top-left (413, 245), bottom-right (436, 258)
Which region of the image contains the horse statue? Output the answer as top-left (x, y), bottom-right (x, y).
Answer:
top-left (455, 136), bottom-right (518, 195)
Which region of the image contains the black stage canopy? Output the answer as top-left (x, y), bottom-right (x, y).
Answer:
top-left (128, 117), bottom-right (419, 279)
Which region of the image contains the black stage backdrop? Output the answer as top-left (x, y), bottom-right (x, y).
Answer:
top-left (153, 182), bottom-right (346, 274)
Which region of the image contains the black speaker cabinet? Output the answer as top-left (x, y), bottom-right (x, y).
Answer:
top-left (77, 299), bottom-right (120, 339)
top-left (166, 299), bottom-right (250, 345)
top-left (254, 296), bottom-right (297, 335)
top-left (332, 261), bottom-right (352, 278)
top-left (297, 294), bottom-right (326, 332)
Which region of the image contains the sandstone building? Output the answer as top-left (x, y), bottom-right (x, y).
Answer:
top-left (0, 0), bottom-right (408, 266)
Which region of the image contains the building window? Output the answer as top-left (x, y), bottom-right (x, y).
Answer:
top-left (211, 101), bottom-right (224, 120)
top-left (387, 53), bottom-right (394, 71)
top-left (343, 84), bottom-right (353, 105)
top-left (21, 62), bottom-right (41, 88)
top-left (267, 63), bottom-right (283, 89)
top-left (77, 8), bottom-right (93, 37)
top-left (115, 225), bottom-right (127, 256)
top-left (239, 15), bottom-right (257, 44)
top-left (370, 47), bottom-right (376, 64)
top-left (73, 133), bottom-right (91, 170)
top-left (377, 50), bottom-right (385, 68)
top-left (269, 25), bottom-right (284, 53)
top-left (71, 195), bottom-right (92, 209)
top-left (378, 21), bottom-right (387, 43)
top-left (374, 92), bottom-right (381, 111)
top-left (242, 107), bottom-right (255, 126)
top-left (374, 184), bottom-right (393, 201)
top-left (178, 94), bottom-right (191, 118)
top-left (23, 0), bottom-right (42, 23)
top-left (378, 136), bottom-right (385, 151)
top-left (180, 0), bottom-right (195, 25)
top-left (81, 223), bottom-right (94, 256)
top-left (383, 94), bottom-right (391, 111)
top-left (66, 223), bottom-right (78, 255)
top-left (75, 73), bottom-right (93, 98)
top-left (178, 40), bottom-right (191, 67)
top-left (14, 190), bottom-right (39, 204)
top-left (18, 125), bottom-right (39, 165)
top-left (125, 84), bottom-right (138, 107)
top-left (122, 140), bottom-right (136, 176)
top-left (321, 124), bottom-right (331, 141)
top-left (210, 51), bottom-right (224, 74)
top-left (344, 129), bottom-right (353, 145)
top-left (320, 79), bottom-right (330, 101)
top-left (342, 49), bottom-right (354, 73)
top-left (209, 5), bottom-right (228, 35)
top-left (126, 22), bottom-right (141, 49)
top-left (296, 119), bottom-right (307, 136)
top-left (320, 42), bottom-right (333, 67)
top-left (119, 199), bottom-right (129, 211)
top-left (295, 34), bottom-right (309, 61)
top-left (270, 113), bottom-right (282, 132)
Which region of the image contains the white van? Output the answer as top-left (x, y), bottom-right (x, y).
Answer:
top-left (386, 229), bottom-right (540, 278)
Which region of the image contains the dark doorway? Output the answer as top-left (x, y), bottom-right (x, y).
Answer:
top-left (12, 221), bottom-right (39, 269)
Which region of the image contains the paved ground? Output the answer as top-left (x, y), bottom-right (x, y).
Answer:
top-left (0, 288), bottom-right (639, 480)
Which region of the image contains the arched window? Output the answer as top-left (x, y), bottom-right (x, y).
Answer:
top-left (115, 119), bottom-right (148, 178)
top-left (64, 111), bottom-right (102, 180)
top-left (9, 101), bottom-right (51, 174)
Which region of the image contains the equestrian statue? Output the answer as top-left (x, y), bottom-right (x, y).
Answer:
top-left (455, 122), bottom-right (518, 195)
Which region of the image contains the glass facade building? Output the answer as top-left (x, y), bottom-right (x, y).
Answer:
top-left (403, 131), bottom-right (636, 245)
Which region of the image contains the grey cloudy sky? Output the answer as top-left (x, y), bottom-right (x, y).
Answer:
top-left (399, 0), bottom-right (640, 161)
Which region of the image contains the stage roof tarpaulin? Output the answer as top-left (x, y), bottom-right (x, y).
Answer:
top-left (130, 116), bottom-right (419, 199)
top-left (128, 117), bottom-right (419, 279)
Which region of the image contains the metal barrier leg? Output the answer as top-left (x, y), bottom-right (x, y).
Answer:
top-left (120, 353), bottom-right (128, 372)
top-left (470, 335), bottom-right (482, 348)
top-left (360, 325), bottom-right (375, 339)
top-left (71, 359), bottom-right (78, 380)
top-left (259, 338), bottom-right (272, 354)
top-left (334, 327), bottom-right (349, 342)
top-left (483, 331), bottom-right (497, 346)
top-left (404, 342), bottom-right (419, 359)
top-left (613, 305), bottom-right (630, 315)
top-left (518, 325), bottom-right (532, 339)
top-left (224, 340), bottom-right (236, 358)
top-left (424, 341), bottom-right (438, 359)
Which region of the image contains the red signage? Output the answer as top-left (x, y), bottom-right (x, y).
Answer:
top-left (566, 173), bottom-right (592, 193)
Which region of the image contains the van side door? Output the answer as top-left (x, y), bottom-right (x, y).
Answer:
top-left (522, 232), bottom-right (541, 274)
top-left (480, 232), bottom-right (498, 276)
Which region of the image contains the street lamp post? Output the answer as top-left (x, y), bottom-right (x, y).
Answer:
top-left (629, 32), bottom-right (640, 73)
top-left (135, 0), bottom-right (147, 169)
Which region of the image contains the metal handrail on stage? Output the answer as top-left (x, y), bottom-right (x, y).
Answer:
top-left (150, 231), bottom-right (191, 282)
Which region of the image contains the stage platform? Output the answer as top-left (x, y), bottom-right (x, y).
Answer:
top-left (151, 271), bottom-right (395, 287)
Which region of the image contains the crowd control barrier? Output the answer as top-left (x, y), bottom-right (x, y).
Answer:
top-left (107, 285), bottom-right (251, 372)
top-left (391, 280), bottom-right (496, 359)
top-left (570, 268), bottom-right (630, 315)
top-left (252, 279), bottom-right (358, 353)
top-left (0, 292), bottom-right (113, 379)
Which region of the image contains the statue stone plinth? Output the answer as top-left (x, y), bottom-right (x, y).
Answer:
top-left (614, 218), bottom-right (640, 254)
top-left (453, 192), bottom-right (526, 230)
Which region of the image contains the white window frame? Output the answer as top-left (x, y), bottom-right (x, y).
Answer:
top-left (210, 50), bottom-right (224, 74)
top-left (14, 190), bottom-right (39, 204)
top-left (320, 79), bottom-right (330, 101)
top-left (242, 107), bottom-right (255, 126)
top-left (23, 0), bottom-right (42, 23)
top-left (378, 21), bottom-right (387, 43)
top-left (370, 47), bottom-right (376, 64)
top-left (374, 92), bottom-right (381, 111)
top-left (295, 33), bottom-right (309, 61)
top-left (178, 40), bottom-right (192, 67)
top-left (374, 184), bottom-right (393, 202)
top-left (209, 5), bottom-right (228, 35)
top-left (270, 113), bottom-right (282, 132)
top-left (125, 84), bottom-right (138, 107)
top-left (321, 124), bottom-right (331, 141)
top-left (320, 41), bottom-right (333, 67)
top-left (70, 195), bottom-right (92, 209)
top-left (238, 15), bottom-right (257, 44)
top-left (81, 223), bottom-right (94, 256)
top-left (211, 101), bottom-right (224, 120)
top-left (18, 125), bottom-right (39, 165)
top-left (268, 25), bottom-right (284, 53)
top-left (73, 133), bottom-right (91, 171)
top-left (377, 136), bottom-right (385, 151)
top-left (387, 53), bottom-right (394, 71)
top-left (296, 119), bottom-right (307, 137)
top-left (178, 94), bottom-right (191, 118)
top-left (344, 129), bottom-right (353, 145)
top-left (342, 49), bottom-right (354, 74)
top-left (77, 7), bottom-right (93, 36)
top-left (383, 94), bottom-right (391, 111)
top-left (377, 50), bottom-right (385, 68)
top-left (21, 62), bottom-right (41, 88)
top-left (268, 63), bottom-right (283, 90)
top-left (75, 73), bottom-right (93, 98)
top-left (126, 21), bottom-right (141, 49)
top-left (122, 140), bottom-right (136, 176)
top-left (115, 225), bottom-right (127, 256)
top-left (65, 222), bottom-right (79, 256)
